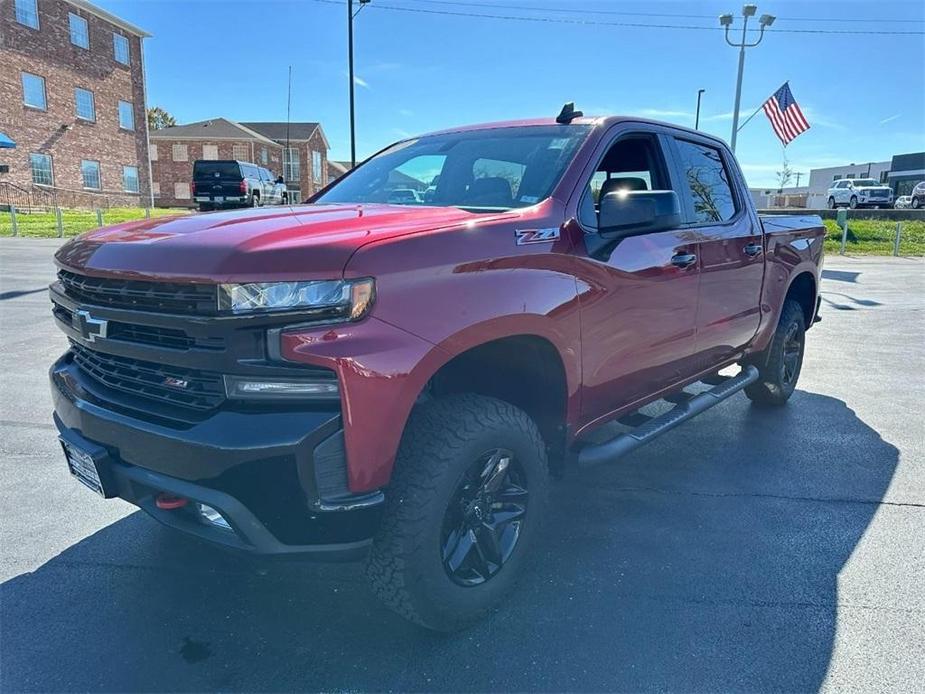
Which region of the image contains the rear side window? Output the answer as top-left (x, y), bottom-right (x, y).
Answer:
top-left (193, 161), bottom-right (242, 179)
top-left (673, 139), bottom-right (737, 224)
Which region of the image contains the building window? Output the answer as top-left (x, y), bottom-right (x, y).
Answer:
top-left (21, 72), bottom-right (46, 110)
top-left (312, 151), bottom-right (322, 185)
top-left (202, 144), bottom-right (219, 160)
top-left (150, 144), bottom-right (158, 161)
top-left (122, 166), bottom-right (140, 193)
top-left (81, 160), bottom-right (101, 190)
top-left (172, 144), bottom-right (188, 162)
top-left (846, 173), bottom-right (856, 179)
top-left (232, 144), bottom-right (248, 160)
top-left (74, 88), bottom-right (95, 121)
top-left (261, 148), bottom-right (268, 165)
top-left (113, 33), bottom-right (130, 65)
top-left (287, 188), bottom-right (302, 204)
top-left (832, 175), bottom-right (841, 181)
top-left (15, 0), bottom-right (38, 29)
top-left (30, 153), bottom-right (53, 185)
top-left (152, 182), bottom-right (160, 197)
top-left (174, 182), bottom-right (190, 200)
top-left (118, 101), bottom-right (134, 130)
top-left (69, 13), bottom-right (89, 49)
top-left (284, 148), bottom-right (300, 181)
top-left (880, 171), bottom-right (889, 184)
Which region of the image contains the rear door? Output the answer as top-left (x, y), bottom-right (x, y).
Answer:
top-left (668, 135), bottom-right (764, 368)
top-left (575, 127), bottom-right (702, 421)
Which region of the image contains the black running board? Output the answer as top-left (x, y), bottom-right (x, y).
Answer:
top-left (578, 365), bottom-right (760, 467)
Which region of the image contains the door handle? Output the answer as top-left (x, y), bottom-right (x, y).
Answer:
top-left (744, 242), bottom-right (763, 257)
top-left (670, 252), bottom-right (697, 268)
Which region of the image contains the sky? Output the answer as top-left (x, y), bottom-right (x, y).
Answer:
top-left (98, 0), bottom-right (925, 187)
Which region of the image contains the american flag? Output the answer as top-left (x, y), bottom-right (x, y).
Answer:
top-left (762, 83), bottom-right (810, 146)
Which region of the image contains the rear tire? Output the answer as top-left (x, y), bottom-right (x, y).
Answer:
top-left (251, 194), bottom-right (260, 207)
top-left (913, 197), bottom-right (921, 209)
top-left (366, 393), bottom-right (549, 631)
top-left (198, 203), bottom-right (212, 212)
top-left (745, 299), bottom-right (806, 406)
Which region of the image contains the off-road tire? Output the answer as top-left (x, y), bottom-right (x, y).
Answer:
top-left (745, 299), bottom-right (806, 406)
top-left (366, 393), bottom-right (549, 631)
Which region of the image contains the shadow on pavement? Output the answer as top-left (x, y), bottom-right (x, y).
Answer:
top-left (0, 393), bottom-right (897, 692)
top-left (821, 269), bottom-right (861, 284)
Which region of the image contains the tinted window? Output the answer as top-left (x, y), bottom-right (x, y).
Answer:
top-left (193, 161), bottom-right (243, 179)
top-left (674, 139), bottom-right (736, 224)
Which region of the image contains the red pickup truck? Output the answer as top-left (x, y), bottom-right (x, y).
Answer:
top-left (50, 107), bottom-right (824, 630)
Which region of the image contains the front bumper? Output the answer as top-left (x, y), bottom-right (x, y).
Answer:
top-left (51, 354), bottom-right (384, 559)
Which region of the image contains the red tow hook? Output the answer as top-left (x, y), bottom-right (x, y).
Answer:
top-left (155, 493), bottom-right (188, 510)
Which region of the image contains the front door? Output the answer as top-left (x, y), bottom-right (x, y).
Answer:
top-left (574, 130), bottom-right (701, 424)
top-left (668, 136), bottom-right (764, 368)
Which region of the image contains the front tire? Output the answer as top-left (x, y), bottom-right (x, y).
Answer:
top-left (745, 299), bottom-right (806, 406)
top-left (849, 195), bottom-right (858, 209)
top-left (913, 197), bottom-right (921, 209)
top-left (366, 393), bottom-right (549, 631)
top-left (827, 197), bottom-right (836, 209)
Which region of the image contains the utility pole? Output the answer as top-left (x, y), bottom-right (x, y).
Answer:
top-left (720, 5), bottom-right (775, 153)
top-left (347, 0), bottom-right (370, 168)
top-left (695, 89), bottom-right (705, 130)
top-left (794, 171), bottom-right (803, 187)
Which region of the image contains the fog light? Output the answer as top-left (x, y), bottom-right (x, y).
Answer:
top-left (197, 503), bottom-right (232, 531)
top-left (224, 375), bottom-right (340, 400)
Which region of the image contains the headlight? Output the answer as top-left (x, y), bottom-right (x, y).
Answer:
top-left (218, 278), bottom-right (375, 320)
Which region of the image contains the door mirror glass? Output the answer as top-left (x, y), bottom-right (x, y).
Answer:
top-left (598, 190), bottom-right (682, 239)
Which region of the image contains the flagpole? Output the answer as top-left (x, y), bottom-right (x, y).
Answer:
top-left (736, 81), bottom-right (788, 134)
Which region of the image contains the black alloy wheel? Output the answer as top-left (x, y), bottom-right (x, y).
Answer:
top-left (440, 448), bottom-right (528, 587)
top-left (780, 321), bottom-right (803, 387)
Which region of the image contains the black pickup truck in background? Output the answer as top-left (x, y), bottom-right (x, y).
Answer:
top-left (192, 160), bottom-right (289, 212)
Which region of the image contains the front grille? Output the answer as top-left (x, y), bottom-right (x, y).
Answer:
top-left (58, 270), bottom-right (218, 315)
top-left (54, 304), bottom-right (222, 351)
top-left (70, 342), bottom-right (226, 411)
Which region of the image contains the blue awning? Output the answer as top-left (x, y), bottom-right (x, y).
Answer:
top-left (0, 131), bottom-right (16, 149)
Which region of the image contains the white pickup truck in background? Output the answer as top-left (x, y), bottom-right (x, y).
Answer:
top-left (826, 178), bottom-right (894, 209)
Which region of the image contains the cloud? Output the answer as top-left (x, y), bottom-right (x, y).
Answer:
top-left (353, 75), bottom-right (370, 88)
top-left (879, 113), bottom-right (901, 125)
top-left (398, 108), bottom-right (414, 117)
top-left (391, 128), bottom-right (413, 139)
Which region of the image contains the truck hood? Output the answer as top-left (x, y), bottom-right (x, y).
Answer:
top-left (55, 204), bottom-right (500, 282)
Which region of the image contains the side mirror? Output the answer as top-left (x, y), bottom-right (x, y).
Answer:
top-left (598, 190), bottom-right (682, 239)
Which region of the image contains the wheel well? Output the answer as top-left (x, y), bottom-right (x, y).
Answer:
top-left (426, 335), bottom-right (568, 473)
top-left (786, 272), bottom-right (816, 328)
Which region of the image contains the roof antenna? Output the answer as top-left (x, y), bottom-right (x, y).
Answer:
top-left (556, 102), bottom-right (583, 124)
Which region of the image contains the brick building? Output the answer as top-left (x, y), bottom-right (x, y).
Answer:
top-left (149, 119), bottom-right (330, 207)
top-left (0, 0), bottom-right (152, 208)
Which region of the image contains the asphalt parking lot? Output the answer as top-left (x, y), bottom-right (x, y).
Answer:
top-left (1, 239), bottom-right (923, 692)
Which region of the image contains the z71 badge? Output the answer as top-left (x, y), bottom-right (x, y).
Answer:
top-left (515, 227), bottom-right (560, 245)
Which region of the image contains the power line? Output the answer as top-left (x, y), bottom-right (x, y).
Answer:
top-left (308, 0), bottom-right (925, 35)
top-left (408, 0), bottom-right (925, 24)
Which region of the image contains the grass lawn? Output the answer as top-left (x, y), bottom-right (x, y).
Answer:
top-left (0, 207), bottom-right (188, 238)
top-left (822, 218), bottom-right (925, 256)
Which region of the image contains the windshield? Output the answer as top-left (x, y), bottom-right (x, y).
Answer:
top-left (851, 179), bottom-right (880, 187)
top-left (316, 125), bottom-right (591, 211)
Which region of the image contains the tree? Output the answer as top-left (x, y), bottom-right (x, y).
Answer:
top-left (147, 107), bottom-right (176, 130)
top-left (776, 159), bottom-right (794, 192)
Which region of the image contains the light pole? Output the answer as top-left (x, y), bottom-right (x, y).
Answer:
top-left (347, 0), bottom-right (371, 168)
top-left (720, 5), bottom-right (775, 152)
top-left (695, 89), bottom-right (705, 130)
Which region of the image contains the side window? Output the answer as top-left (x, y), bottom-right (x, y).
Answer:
top-left (578, 134), bottom-right (667, 230)
top-left (673, 139), bottom-right (737, 224)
